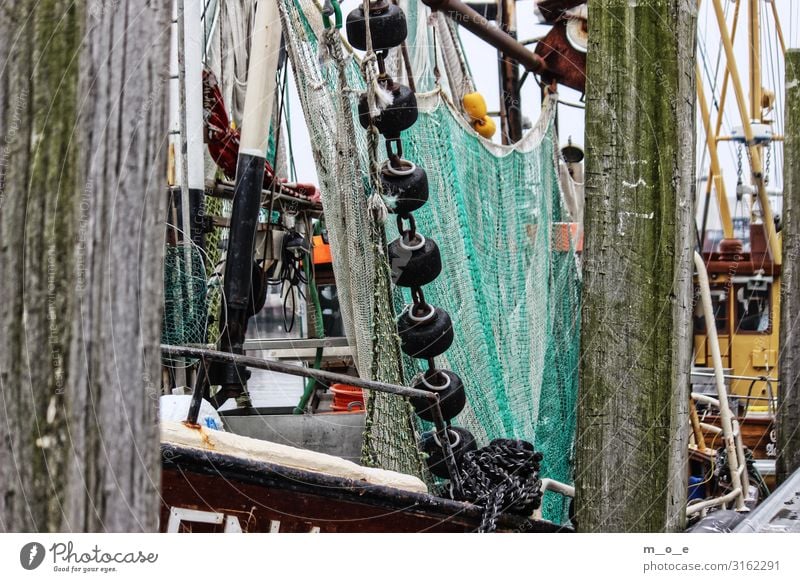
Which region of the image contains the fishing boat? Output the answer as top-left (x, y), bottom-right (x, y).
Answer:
top-left (158, 0), bottom-right (798, 533)
top-left (688, 0), bottom-right (789, 509)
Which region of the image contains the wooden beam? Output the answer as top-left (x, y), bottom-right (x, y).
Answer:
top-left (576, 0), bottom-right (696, 532)
top-left (0, 0), bottom-right (169, 531)
top-left (498, 0), bottom-right (522, 143)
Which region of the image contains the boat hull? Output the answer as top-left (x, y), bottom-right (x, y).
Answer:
top-left (160, 444), bottom-right (570, 533)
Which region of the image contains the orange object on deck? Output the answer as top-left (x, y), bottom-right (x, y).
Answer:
top-left (312, 235), bottom-right (332, 265)
top-left (330, 383), bottom-right (364, 412)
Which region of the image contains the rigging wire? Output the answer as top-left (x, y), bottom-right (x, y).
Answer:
top-left (698, 34), bottom-right (733, 192)
top-left (770, 5), bottom-right (785, 191)
top-left (284, 68), bottom-right (298, 183)
top-left (761, 1), bottom-right (784, 192)
top-left (698, 0), bottom-right (739, 188)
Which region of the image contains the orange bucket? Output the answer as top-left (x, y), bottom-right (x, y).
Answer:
top-left (330, 383), bottom-right (364, 412)
top-left (312, 235), bottom-right (332, 265)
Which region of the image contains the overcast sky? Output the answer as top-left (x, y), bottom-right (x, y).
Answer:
top-left (286, 1), bottom-right (799, 232)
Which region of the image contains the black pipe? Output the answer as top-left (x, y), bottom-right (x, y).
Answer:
top-left (186, 358), bottom-right (210, 426)
top-left (216, 152), bottom-right (266, 397)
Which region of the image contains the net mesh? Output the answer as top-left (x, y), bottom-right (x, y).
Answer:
top-left (390, 93), bottom-right (581, 522)
top-left (279, 0), bottom-right (429, 479)
top-left (162, 243), bottom-right (209, 347)
top-left (278, 0), bottom-right (580, 523)
top-left (203, 196), bottom-right (225, 345)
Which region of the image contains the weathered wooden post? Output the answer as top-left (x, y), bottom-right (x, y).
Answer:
top-left (576, 0), bottom-right (697, 532)
top-left (0, 0), bottom-right (169, 532)
top-left (0, 0), bottom-right (81, 532)
top-left (777, 49), bottom-right (800, 484)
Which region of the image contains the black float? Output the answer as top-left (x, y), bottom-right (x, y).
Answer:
top-left (346, 1), bottom-right (475, 484)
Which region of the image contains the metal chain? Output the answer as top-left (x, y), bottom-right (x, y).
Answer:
top-left (765, 146), bottom-right (772, 186)
top-left (364, 16), bottom-right (432, 363)
top-left (457, 439), bottom-right (544, 532)
top-left (736, 145), bottom-right (743, 186)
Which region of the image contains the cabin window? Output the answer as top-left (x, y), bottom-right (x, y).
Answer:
top-left (693, 287), bottom-right (729, 334)
top-left (734, 283), bottom-right (771, 333)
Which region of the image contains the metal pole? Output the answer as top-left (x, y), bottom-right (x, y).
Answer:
top-left (186, 357), bottom-right (209, 425)
top-left (421, 0), bottom-right (545, 73)
top-left (176, 0), bottom-right (195, 343)
top-left (498, 0), bottom-right (522, 143)
top-left (691, 371), bottom-right (777, 382)
top-left (164, 344), bottom-right (438, 401)
top-left (162, 344), bottom-right (466, 488)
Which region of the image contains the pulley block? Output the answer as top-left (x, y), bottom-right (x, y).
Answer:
top-left (397, 304), bottom-right (454, 358)
top-left (388, 233), bottom-right (442, 288)
top-left (410, 369), bottom-right (466, 422)
top-left (345, 1), bottom-right (408, 51)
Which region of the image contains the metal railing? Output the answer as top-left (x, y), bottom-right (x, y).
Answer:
top-left (692, 371), bottom-right (778, 417)
top-left (688, 252), bottom-right (750, 517)
top-left (531, 478), bottom-right (574, 521)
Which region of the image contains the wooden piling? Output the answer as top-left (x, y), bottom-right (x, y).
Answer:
top-left (777, 49), bottom-right (800, 484)
top-left (576, 0), bottom-right (697, 532)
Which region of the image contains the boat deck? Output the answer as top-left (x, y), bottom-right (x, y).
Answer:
top-left (161, 443), bottom-right (571, 533)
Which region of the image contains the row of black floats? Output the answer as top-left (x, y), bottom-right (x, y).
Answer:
top-left (346, 1), bottom-right (477, 482)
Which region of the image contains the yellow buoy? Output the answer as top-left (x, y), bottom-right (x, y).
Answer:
top-left (472, 115), bottom-right (496, 139)
top-left (462, 92), bottom-right (487, 121)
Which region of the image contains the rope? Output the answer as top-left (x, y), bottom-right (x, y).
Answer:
top-left (436, 12), bottom-right (474, 101)
top-left (457, 439), bottom-right (544, 533)
top-left (360, 0), bottom-right (390, 222)
top-left (218, 0), bottom-right (254, 125)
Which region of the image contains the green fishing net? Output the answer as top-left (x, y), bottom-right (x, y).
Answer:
top-left (275, 0), bottom-right (581, 524)
top-left (162, 243), bottom-right (209, 348)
